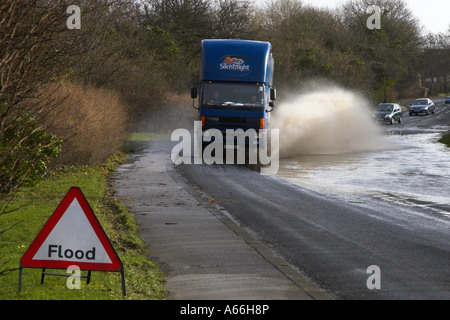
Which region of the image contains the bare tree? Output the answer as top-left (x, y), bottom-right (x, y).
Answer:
top-left (420, 31), bottom-right (450, 95)
top-left (339, 0), bottom-right (422, 100)
top-left (0, 0), bottom-right (71, 198)
top-left (211, 0), bottom-right (257, 39)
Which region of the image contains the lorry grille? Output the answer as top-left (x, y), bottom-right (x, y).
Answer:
top-left (204, 116), bottom-right (260, 130)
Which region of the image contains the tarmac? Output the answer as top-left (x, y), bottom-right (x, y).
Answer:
top-left (112, 139), bottom-right (333, 300)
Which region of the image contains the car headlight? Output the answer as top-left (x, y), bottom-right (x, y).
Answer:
top-left (385, 115), bottom-right (391, 119)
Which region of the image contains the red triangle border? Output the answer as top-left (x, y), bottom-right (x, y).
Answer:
top-left (20, 187), bottom-right (123, 271)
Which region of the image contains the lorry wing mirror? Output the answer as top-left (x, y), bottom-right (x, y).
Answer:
top-left (270, 88), bottom-right (277, 101)
top-left (191, 86), bottom-right (198, 99)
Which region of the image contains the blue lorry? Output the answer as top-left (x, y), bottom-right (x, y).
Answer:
top-left (191, 39), bottom-right (276, 149)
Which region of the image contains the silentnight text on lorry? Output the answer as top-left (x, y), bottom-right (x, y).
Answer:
top-left (190, 39), bottom-right (277, 153)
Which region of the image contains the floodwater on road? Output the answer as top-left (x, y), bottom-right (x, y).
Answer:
top-left (276, 131), bottom-right (450, 218)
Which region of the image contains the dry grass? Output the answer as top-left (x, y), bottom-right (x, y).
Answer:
top-left (42, 81), bottom-right (129, 166)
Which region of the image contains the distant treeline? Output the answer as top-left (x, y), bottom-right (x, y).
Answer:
top-left (0, 0), bottom-right (449, 198)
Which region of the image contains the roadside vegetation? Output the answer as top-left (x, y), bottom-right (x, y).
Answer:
top-left (0, 152), bottom-right (167, 299)
top-left (438, 133), bottom-right (450, 148)
top-left (0, 0), bottom-right (448, 299)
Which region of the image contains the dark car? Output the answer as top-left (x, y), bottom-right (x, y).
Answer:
top-left (409, 98), bottom-right (435, 116)
top-left (445, 96), bottom-right (450, 104)
top-left (372, 103), bottom-right (403, 125)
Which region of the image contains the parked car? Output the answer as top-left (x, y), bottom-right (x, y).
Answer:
top-left (409, 98), bottom-right (435, 115)
top-left (445, 96), bottom-right (450, 104)
top-left (373, 103), bottom-right (403, 125)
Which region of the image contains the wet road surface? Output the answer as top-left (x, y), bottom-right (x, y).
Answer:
top-left (175, 99), bottom-right (450, 299)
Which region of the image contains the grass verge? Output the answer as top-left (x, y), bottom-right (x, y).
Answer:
top-left (438, 133), bottom-right (450, 148)
top-left (122, 132), bottom-right (169, 154)
top-left (0, 152), bottom-right (167, 300)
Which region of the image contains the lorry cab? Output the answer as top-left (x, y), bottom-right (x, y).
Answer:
top-left (191, 39), bottom-right (276, 147)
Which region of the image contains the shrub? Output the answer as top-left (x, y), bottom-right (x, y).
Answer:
top-left (43, 82), bottom-right (129, 166)
top-left (438, 133), bottom-right (450, 148)
top-left (0, 102), bottom-right (62, 194)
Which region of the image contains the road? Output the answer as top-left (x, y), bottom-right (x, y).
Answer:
top-left (174, 98), bottom-right (450, 299)
top-left (391, 98), bottom-right (450, 131)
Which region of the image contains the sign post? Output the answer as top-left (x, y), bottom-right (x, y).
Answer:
top-left (18, 187), bottom-right (125, 296)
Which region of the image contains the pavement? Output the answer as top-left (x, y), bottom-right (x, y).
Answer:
top-left (112, 139), bottom-right (333, 300)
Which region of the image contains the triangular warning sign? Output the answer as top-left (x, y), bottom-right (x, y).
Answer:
top-left (20, 187), bottom-right (122, 271)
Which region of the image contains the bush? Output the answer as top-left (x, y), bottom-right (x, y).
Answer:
top-left (0, 102), bottom-right (62, 194)
top-left (43, 82), bottom-right (129, 166)
top-left (438, 133), bottom-right (450, 148)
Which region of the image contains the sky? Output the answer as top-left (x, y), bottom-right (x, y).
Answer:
top-left (253, 0), bottom-right (449, 34)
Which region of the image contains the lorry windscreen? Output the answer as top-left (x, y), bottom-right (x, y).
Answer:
top-left (202, 83), bottom-right (264, 109)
